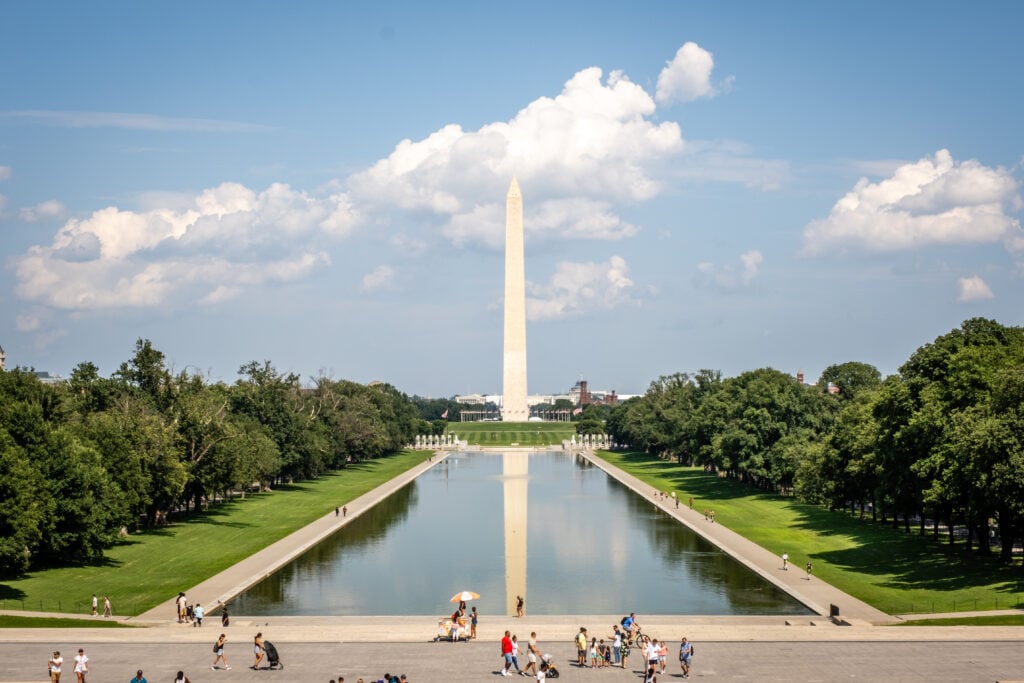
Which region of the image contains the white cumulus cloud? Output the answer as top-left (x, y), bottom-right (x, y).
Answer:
top-left (695, 249), bottom-right (763, 290)
top-left (801, 150), bottom-right (1023, 255)
top-left (19, 199), bottom-right (66, 222)
top-left (957, 275), bottom-right (994, 302)
top-left (526, 255), bottom-right (638, 321)
top-left (351, 65), bottom-right (684, 247)
top-left (656, 42), bottom-right (728, 104)
top-left (14, 182), bottom-right (353, 310)
top-left (359, 265), bottom-right (396, 293)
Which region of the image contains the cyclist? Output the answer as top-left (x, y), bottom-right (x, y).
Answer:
top-left (620, 613), bottom-right (641, 645)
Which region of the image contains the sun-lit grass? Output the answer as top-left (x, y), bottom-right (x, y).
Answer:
top-left (449, 421), bottom-right (575, 446)
top-left (0, 450), bottom-right (431, 616)
top-left (0, 615), bottom-right (134, 628)
top-left (898, 614), bottom-right (1024, 626)
top-left (594, 450), bottom-right (1024, 615)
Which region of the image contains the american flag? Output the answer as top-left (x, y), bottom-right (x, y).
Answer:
top-left (441, 409), bottom-right (449, 419)
top-left (572, 407), bottom-right (582, 416)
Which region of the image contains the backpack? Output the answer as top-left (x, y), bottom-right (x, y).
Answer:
top-left (620, 616), bottom-right (629, 626)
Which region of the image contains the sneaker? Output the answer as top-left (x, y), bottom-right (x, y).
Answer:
top-left (226, 667), bottom-right (232, 671)
top-left (211, 667), bottom-right (216, 671)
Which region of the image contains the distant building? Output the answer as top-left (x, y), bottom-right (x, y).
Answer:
top-left (568, 380), bottom-right (620, 407)
top-left (34, 371), bottom-right (66, 385)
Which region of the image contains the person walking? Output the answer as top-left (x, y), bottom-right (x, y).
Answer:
top-left (470, 606), bottom-right (478, 640)
top-left (523, 632), bottom-right (541, 677)
top-left (657, 638), bottom-right (668, 673)
top-left (211, 633), bottom-right (230, 670)
top-left (130, 669), bottom-right (147, 683)
top-left (515, 595), bottom-right (525, 617)
top-left (73, 649), bottom-right (88, 683)
top-left (500, 630), bottom-right (514, 676)
top-left (194, 603), bottom-right (204, 627)
top-left (220, 603), bottom-right (230, 627)
top-left (173, 672), bottom-right (191, 683)
top-left (252, 632), bottom-right (265, 670)
top-left (806, 560), bottom-right (813, 580)
top-left (678, 637), bottom-right (693, 679)
top-left (511, 635), bottom-right (523, 674)
top-left (102, 596), bottom-right (112, 617)
top-left (782, 552), bottom-right (788, 570)
top-left (91, 594), bottom-right (97, 616)
top-left (176, 593), bottom-right (187, 623)
top-left (48, 650), bottom-right (63, 683)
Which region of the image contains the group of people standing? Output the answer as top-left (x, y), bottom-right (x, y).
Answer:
top-left (573, 617), bottom-right (695, 680)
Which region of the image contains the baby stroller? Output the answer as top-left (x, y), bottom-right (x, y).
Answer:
top-left (264, 641), bottom-right (284, 670)
top-left (541, 654), bottom-right (560, 678)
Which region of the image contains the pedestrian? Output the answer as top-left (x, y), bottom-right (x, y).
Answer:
top-left (589, 637), bottom-right (598, 668)
top-left (575, 627), bottom-right (587, 666)
top-left (524, 631), bottom-right (540, 676)
top-left (620, 632), bottom-right (631, 669)
top-left (470, 606), bottom-right (478, 640)
top-left (131, 669), bottom-right (147, 683)
top-left (678, 637), bottom-right (693, 679)
top-left (48, 650), bottom-right (63, 683)
top-left (658, 638), bottom-right (668, 673)
top-left (335, 507), bottom-right (339, 516)
top-left (501, 630), bottom-right (514, 676)
top-left (173, 671), bottom-right (191, 683)
top-left (782, 552), bottom-right (788, 570)
top-left (688, 496), bottom-right (693, 509)
top-left (73, 649), bottom-right (88, 683)
top-left (252, 632), bottom-right (265, 670)
top-left (537, 661), bottom-right (548, 683)
top-left (211, 633), bottom-right (230, 670)
top-left (609, 625), bottom-right (622, 665)
top-left (645, 665), bottom-right (657, 683)
top-left (709, 510), bottom-right (716, 523)
top-left (194, 603), bottom-right (204, 627)
top-left (342, 505), bottom-right (347, 517)
top-left (516, 595), bottom-right (524, 617)
top-left (806, 560), bottom-right (813, 580)
top-left (221, 603), bottom-right (230, 627)
top-left (645, 638), bottom-right (660, 671)
top-left (176, 593), bottom-right (187, 623)
top-left (91, 594), bottom-right (97, 616)
top-left (511, 635), bottom-right (523, 674)
top-left (103, 596), bottom-right (111, 617)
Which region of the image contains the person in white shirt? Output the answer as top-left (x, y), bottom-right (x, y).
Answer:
top-left (48, 650), bottom-right (63, 683)
top-left (73, 648), bottom-right (88, 683)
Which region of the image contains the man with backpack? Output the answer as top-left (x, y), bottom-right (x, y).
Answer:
top-left (678, 637), bottom-right (694, 679)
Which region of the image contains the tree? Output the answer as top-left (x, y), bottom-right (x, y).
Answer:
top-left (818, 361), bottom-right (882, 401)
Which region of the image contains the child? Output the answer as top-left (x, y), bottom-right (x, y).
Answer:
top-left (589, 637), bottom-right (599, 668)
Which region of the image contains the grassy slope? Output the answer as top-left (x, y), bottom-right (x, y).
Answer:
top-left (0, 615), bottom-right (133, 628)
top-left (450, 421), bottom-right (575, 446)
top-left (0, 450), bottom-right (430, 616)
top-left (595, 450), bottom-right (1024, 614)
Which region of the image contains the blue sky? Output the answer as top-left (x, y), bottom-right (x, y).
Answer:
top-left (2, 1), bottom-right (1022, 397)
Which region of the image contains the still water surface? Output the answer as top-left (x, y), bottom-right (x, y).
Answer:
top-left (232, 451), bottom-right (810, 616)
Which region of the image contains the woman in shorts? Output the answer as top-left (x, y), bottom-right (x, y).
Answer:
top-left (252, 632), bottom-right (265, 670)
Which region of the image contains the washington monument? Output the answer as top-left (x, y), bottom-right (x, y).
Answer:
top-left (502, 177), bottom-right (529, 422)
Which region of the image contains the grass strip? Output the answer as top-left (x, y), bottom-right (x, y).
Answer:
top-left (0, 450), bottom-right (430, 617)
top-left (593, 450), bottom-right (1024, 615)
top-left (898, 614), bottom-right (1024, 626)
top-left (0, 615), bottom-right (134, 628)
top-left (452, 422), bottom-right (575, 446)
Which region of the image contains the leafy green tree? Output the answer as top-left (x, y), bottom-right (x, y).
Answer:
top-left (818, 361), bottom-right (882, 401)
top-left (0, 429), bottom-right (48, 577)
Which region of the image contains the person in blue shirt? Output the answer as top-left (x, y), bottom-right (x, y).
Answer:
top-left (131, 669), bottom-right (148, 683)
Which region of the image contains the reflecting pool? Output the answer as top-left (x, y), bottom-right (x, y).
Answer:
top-left (232, 451), bottom-right (811, 616)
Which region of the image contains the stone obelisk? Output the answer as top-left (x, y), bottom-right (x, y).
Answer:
top-left (502, 177), bottom-right (529, 422)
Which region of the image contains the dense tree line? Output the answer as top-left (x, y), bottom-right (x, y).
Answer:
top-left (606, 318), bottom-right (1024, 563)
top-left (0, 339), bottom-right (425, 578)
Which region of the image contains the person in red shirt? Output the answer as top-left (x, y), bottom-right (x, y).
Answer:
top-left (500, 631), bottom-right (514, 676)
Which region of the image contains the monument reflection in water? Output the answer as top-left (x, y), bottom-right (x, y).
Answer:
top-left (231, 451), bottom-right (810, 617)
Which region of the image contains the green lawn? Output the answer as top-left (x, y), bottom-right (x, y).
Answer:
top-left (0, 615), bottom-right (134, 628)
top-left (594, 450), bottom-right (1024, 615)
top-left (898, 614), bottom-right (1024, 626)
top-left (450, 421), bottom-right (575, 446)
top-left (0, 450), bottom-right (431, 617)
